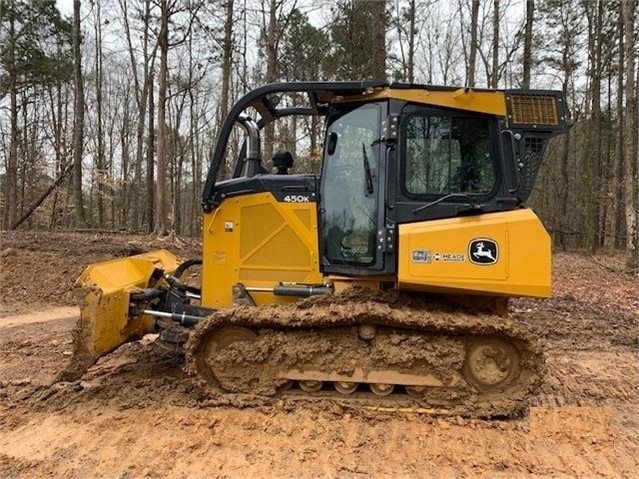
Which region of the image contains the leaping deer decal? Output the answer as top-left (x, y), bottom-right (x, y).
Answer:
top-left (472, 242), bottom-right (496, 262)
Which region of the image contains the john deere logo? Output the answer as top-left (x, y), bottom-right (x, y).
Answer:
top-left (469, 239), bottom-right (499, 265)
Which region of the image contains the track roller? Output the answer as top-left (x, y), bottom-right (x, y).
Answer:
top-left (334, 381), bottom-right (358, 394)
top-left (370, 383), bottom-right (394, 396)
top-left (299, 380), bottom-right (323, 392)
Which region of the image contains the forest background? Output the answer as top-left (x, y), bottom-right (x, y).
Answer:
top-left (0, 0), bottom-right (637, 270)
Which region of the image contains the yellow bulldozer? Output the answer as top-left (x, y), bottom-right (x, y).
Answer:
top-left (65, 81), bottom-right (568, 417)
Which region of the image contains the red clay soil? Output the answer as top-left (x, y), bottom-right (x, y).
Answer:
top-left (0, 231), bottom-right (637, 478)
top-left (0, 230), bottom-right (200, 314)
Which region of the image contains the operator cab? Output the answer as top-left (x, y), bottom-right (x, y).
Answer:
top-left (318, 99), bottom-right (508, 276)
top-left (202, 82), bottom-right (567, 278)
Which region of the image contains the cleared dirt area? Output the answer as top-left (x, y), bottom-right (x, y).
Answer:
top-left (0, 231), bottom-right (637, 478)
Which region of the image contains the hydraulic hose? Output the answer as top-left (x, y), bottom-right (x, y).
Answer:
top-left (174, 258), bottom-right (203, 279)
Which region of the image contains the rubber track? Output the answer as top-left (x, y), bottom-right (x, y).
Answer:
top-left (185, 289), bottom-right (545, 418)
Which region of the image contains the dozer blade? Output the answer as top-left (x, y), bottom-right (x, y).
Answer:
top-left (58, 250), bottom-right (181, 382)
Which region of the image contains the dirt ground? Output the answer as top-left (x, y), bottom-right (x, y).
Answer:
top-left (0, 230), bottom-right (637, 478)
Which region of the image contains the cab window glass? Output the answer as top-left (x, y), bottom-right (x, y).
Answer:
top-left (405, 116), bottom-right (495, 195)
top-left (321, 105), bottom-right (379, 266)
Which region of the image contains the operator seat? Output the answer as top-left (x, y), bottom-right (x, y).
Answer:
top-left (272, 150), bottom-right (294, 175)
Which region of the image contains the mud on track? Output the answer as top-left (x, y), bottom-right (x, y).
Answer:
top-left (0, 232), bottom-right (637, 478)
top-left (184, 291), bottom-right (545, 418)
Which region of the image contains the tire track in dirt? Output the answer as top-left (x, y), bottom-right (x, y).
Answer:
top-left (0, 233), bottom-right (637, 478)
top-left (0, 307), bottom-right (77, 327)
top-left (0, 305), bottom-right (637, 478)
top-left (1, 404), bottom-right (637, 478)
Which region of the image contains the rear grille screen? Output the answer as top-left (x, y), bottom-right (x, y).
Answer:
top-left (510, 95), bottom-right (559, 126)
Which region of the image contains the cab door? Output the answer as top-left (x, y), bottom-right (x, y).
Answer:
top-left (318, 102), bottom-right (392, 276)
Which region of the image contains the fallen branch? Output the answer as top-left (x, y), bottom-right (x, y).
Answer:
top-left (11, 163), bottom-right (74, 230)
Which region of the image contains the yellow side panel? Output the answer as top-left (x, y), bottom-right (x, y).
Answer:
top-left (336, 88), bottom-right (507, 117)
top-left (201, 193), bottom-right (322, 308)
top-left (398, 209), bottom-right (551, 298)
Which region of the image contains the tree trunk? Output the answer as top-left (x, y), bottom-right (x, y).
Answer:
top-left (601, 71), bottom-right (612, 247)
top-left (558, 52), bottom-right (571, 250)
top-left (591, 16), bottom-right (602, 253)
top-left (121, 100), bottom-right (130, 228)
top-left (219, 0), bottom-right (235, 180)
top-left (72, 0), bottom-right (86, 227)
top-left (372, 1), bottom-right (387, 81)
top-left (468, 0), bottom-right (480, 87)
top-left (635, 46), bottom-right (639, 268)
top-left (154, 0), bottom-right (169, 236)
top-left (170, 91), bottom-right (187, 234)
top-left (6, 14), bottom-right (19, 228)
top-left (94, 0), bottom-right (105, 228)
top-left (522, 0), bottom-right (534, 88)
top-left (614, 8), bottom-right (625, 249)
top-left (188, 88), bottom-right (198, 236)
top-left (491, 0), bottom-right (499, 88)
top-left (585, 0), bottom-right (602, 254)
top-left (263, 0), bottom-right (278, 163)
top-left (146, 74), bottom-right (155, 233)
top-left (622, 0), bottom-right (638, 271)
top-left (407, 0), bottom-right (416, 83)
top-left (20, 89), bottom-right (33, 221)
top-left (310, 114), bottom-right (319, 173)
top-left (120, 0), bottom-right (155, 231)
top-left (47, 79), bottom-right (65, 229)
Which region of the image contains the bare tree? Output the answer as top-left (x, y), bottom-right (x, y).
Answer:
top-left (490, 0), bottom-right (499, 88)
top-left (218, 0), bottom-right (235, 180)
top-left (614, 6), bottom-right (625, 249)
top-left (72, 0), bottom-right (87, 227)
top-left (467, 0), bottom-right (480, 87)
top-left (146, 72), bottom-right (155, 233)
top-left (120, 0), bottom-right (158, 231)
top-left (260, 0), bottom-right (298, 160)
top-left (522, 0), bottom-right (534, 88)
top-left (372, 1), bottom-right (387, 81)
top-left (584, 0), bottom-right (603, 254)
top-left (155, 0), bottom-right (170, 236)
top-left (154, 0), bottom-right (203, 235)
top-left (5, 8), bottom-right (18, 227)
top-left (93, 0), bottom-right (107, 227)
top-left (394, 0), bottom-right (412, 83)
top-left (622, 0), bottom-right (637, 270)
top-left (119, 78), bottom-right (133, 227)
